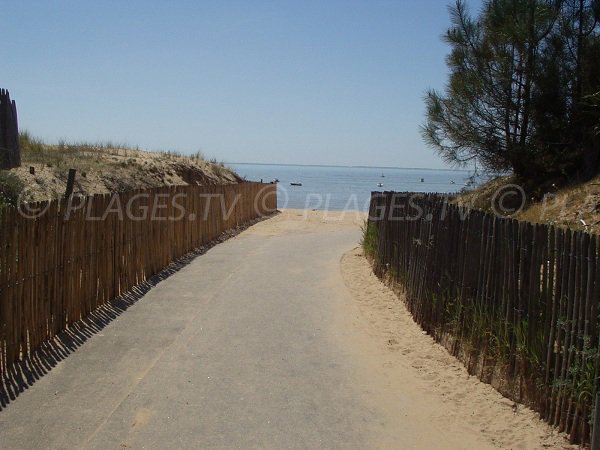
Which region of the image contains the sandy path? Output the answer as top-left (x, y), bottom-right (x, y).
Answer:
top-left (0, 209), bottom-right (574, 449)
top-left (338, 245), bottom-right (574, 450)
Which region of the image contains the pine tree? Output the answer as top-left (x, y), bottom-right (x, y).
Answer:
top-left (422, 0), bottom-right (600, 182)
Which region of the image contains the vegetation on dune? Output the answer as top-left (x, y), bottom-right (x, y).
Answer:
top-left (0, 171), bottom-right (25, 208)
top-left (422, 0), bottom-right (600, 187)
top-left (0, 132), bottom-right (241, 204)
top-left (454, 174), bottom-right (600, 233)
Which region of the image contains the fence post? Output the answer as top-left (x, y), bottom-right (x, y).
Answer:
top-left (0, 88), bottom-right (21, 169)
top-left (64, 169), bottom-right (76, 198)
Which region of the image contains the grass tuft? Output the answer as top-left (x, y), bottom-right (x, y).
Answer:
top-left (0, 171), bottom-right (25, 208)
top-left (360, 220), bottom-right (379, 259)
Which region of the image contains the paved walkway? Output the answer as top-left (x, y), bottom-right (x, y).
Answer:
top-left (0, 211), bottom-right (374, 449)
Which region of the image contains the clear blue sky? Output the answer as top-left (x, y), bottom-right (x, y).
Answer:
top-left (3, 0), bottom-right (483, 169)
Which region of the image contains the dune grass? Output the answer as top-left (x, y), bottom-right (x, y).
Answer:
top-left (0, 132), bottom-right (239, 205)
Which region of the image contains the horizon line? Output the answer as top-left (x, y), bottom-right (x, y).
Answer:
top-left (225, 162), bottom-right (469, 172)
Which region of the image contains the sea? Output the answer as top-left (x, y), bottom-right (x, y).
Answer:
top-left (229, 163), bottom-right (478, 211)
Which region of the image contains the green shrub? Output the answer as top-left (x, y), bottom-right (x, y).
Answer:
top-left (0, 171), bottom-right (25, 208)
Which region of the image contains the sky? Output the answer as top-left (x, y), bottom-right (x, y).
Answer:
top-left (3, 0), bottom-right (484, 169)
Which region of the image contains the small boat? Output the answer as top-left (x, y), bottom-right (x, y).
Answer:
top-left (420, 178), bottom-right (424, 183)
top-left (290, 182), bottom-right (302, 186)
top-left (377, 182), bottom-right (384, 187)
top-left (450, 180), bottom-right (455, 184)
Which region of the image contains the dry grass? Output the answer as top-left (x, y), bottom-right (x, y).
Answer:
top-left (453, 175), bottom-right (600, 234)
top-left (517, 177), bottom-right (600, 233)
top-left (453, 175), bottom-right (515, 212)
top-left (4, 132), bottom-right (241, 202)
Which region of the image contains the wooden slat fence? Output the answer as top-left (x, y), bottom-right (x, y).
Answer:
top-left (0, 89), bottom-right (21, 169)
top-left (367, 191), bottom-right (599, 445)
top-left (0, 182), bottom-right (276, 376)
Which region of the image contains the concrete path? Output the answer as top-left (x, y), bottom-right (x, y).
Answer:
top-left (0, 210), bottom-right (571, 449)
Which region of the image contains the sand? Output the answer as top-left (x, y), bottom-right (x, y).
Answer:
top-left (249, 208), bottom-right (368, 234)
top-left (14, 146), bottom-right (240, 202)
top-left (338, 245), bottom-right (575, 449)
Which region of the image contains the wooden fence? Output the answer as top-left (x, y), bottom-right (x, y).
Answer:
top-left (0, 182), bottom-right (276, 377)
top-left (0, 89), bottom-right (21, 169)
top-left (367, 191), bottom-right (599, 445)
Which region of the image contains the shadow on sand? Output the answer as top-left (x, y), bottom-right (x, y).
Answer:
top-left (0, 212), bottom-right (278, 411)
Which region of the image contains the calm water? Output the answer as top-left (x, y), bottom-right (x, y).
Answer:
top-left (230, 164), bottom-right (475, 211)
